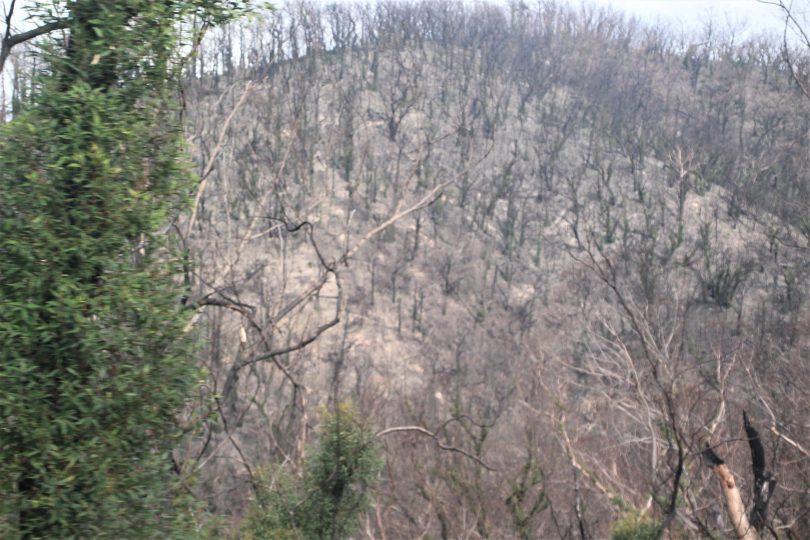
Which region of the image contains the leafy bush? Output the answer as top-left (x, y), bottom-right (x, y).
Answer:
top-left (610, 511), bottom-right (659, 540)
top-left (241, 402), bottom-right (382, 540)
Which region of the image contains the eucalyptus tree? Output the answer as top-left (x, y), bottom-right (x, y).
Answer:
top-left (0, 1), bottom-right (252, 537)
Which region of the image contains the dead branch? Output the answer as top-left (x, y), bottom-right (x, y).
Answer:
top-left (214, 393), bottom-right (259, 495)
top-left (555, 414), bottom-right (619, 503)
top-left (760, 0), bottom-right (810, 100)
top-left (376, 425), bottom-right (496, 472)
top-left (1, 0), bottom-right (68, 75)
top-left (710, 462), bottom-right (760, 540)
top-left (743, 412), bottom-right (775, 532)
top-left (186, 79), bottom-right (257, 237)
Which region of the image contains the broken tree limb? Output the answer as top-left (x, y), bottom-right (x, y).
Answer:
top-left (743, 411), bottom-right (775, 532)
top-left (710, 462), bottom-right (760, 540)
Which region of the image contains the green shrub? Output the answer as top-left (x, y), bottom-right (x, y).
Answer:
top-left (610, 510), bottom-right (659, 540)
top-left (241, 402), bottom-right (382, 540)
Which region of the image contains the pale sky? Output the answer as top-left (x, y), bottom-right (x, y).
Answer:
top-left (0, 1), bottom-right (798, 38)
top-left (0, 0), bottom-right (800, 118)
top-left (558, 0), bottom-right (793, 39)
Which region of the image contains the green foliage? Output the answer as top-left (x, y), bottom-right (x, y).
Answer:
top-left (696, 222), bottom-right (751, 308)
top-left (0, 1), bottom-right (253, 537)
top-left (505, 447), bottom-right (549, 539)
top-left (610, 510), bottom-right (660, 540)
top-left (241, 402), bottom-right (382, 540)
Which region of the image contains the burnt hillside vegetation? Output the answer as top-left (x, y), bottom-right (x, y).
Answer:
top-left (177, 1), bottom-right (810, 537)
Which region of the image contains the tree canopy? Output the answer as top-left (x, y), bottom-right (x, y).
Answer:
top-left (0, 1), bottom-right (251, 537)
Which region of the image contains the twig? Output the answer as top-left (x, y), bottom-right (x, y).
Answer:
top-left (214, 395), bottom-right (258, 494)
top-left (1, 1), bottom-right (68, 75)
top-left (376, 425), bottom-right (496, 472)
top-left (186, 79), bottom-right (256, 237)
top-left (554, 413), bottom-right (618, 502)
top-left (760, 0), bottom-right (810, 100)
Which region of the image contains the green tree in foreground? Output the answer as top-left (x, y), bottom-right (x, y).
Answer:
top-left (241, 402), bottom-right (382, 540)
top-left (0, 1), bottom-right (249, 537)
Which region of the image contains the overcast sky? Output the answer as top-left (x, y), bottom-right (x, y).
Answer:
top-left (0, 0), bottom-right (800, 117)
top-left (0, 1), bottom-right (800, 45)
top-left (0, 1), bottom-right (797, 35)
top-left (556, 0), bottom-right (792, 38)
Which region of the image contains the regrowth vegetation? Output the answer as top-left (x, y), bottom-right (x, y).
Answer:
top-left (241, 402), bottom-right (381, 539)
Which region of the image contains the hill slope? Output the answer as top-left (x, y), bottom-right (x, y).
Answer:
top-left (181, 1), bottom-right (810, 536)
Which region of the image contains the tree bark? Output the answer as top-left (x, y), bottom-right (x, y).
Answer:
top-left (711, 463), bottom-right (760, 540)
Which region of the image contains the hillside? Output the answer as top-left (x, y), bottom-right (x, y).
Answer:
top-left (179, 1), bottom-right (810, 537)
